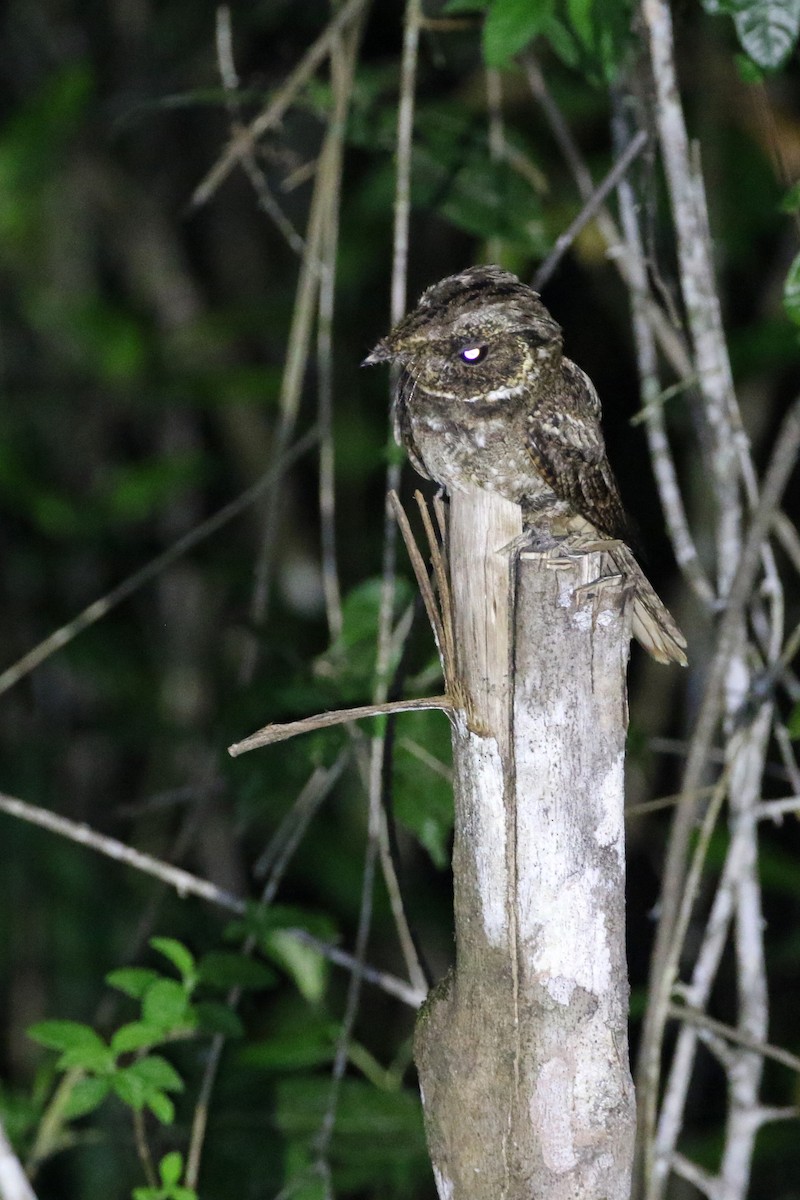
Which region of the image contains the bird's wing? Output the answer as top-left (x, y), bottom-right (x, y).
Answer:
top-left (525, 359), bottom-right (630, 541)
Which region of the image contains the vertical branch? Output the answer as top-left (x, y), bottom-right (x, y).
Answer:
top-left (365, 0), bottom-right (430, 1000)
top-left (635, 0), bottom-right (745, 1177)
top-left (612, 105), bottom-right (715, 609)
top-left (642, 0), bottom-right (742, 594)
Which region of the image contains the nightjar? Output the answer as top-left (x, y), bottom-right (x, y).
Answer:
top-left (364, 265), bottom-right (687, 666)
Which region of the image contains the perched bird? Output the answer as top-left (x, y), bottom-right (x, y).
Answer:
top-left (364, 265), bottom-right (687, 666)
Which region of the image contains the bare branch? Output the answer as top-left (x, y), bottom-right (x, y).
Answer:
top-left (0, 791), bottom-right (425, 1008)
top-left (667, 1003), bottom-right (800, 1075)
top-left (191, 0), bottom-right (370, 209)
top-left (228, 695), bottom-right (453, 756)
top-left (532, 128), bottom-right (648, 292)
top-left (614, 120), bottom-right (716, 608)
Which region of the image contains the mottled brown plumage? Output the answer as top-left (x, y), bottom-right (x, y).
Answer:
top-left (364, 265), bottom-right (687, 666)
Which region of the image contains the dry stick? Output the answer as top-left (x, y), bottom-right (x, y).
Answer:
top-left (0, 791), bottom-right (424, 1009)
top-left (670, 1154), bottom-right (718, 1200)
top-left (614, 119), bottom-right (716, 609)
top-left (255, 754), bottom-right (350, 880)
top-left (667, 1003), bottom-right (800, 1076)
top-left (626, 784), bottom-right (717, 817)
top-left (228, 696), bottom-right (453, 756)
top-left (757, 795), bottom-right (800, 821)
top-left (0, 429), bottom-right (318, 698)
top-left (413, 491), bottom-right (456, 673)
top-left (532, 127), bottom-right (648, 292)
top-left (215, 6), bottom-right (306, 257)
top-left (191, 0), bottom-right (370, 210)
top-left (636, 398), bottom-right (800, 1182)
top-left (388, 493), bottom-right (448, 667)
top-left (642, 0), bottom-right (741, 590)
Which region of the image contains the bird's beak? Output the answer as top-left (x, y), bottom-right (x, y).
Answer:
top-left (361, 337), bottom-right (394, 367)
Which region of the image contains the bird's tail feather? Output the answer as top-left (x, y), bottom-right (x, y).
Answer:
top-left (611, 543), bottom-right (688, 667)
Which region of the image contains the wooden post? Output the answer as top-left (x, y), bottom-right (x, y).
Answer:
top-left (414, 488), bottom-right (636, 1200)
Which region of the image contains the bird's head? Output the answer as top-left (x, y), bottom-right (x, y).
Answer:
top-left (363, 265), bottom-right (563, 403)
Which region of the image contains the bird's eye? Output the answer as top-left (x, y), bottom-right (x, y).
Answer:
top-left (459, 345), bottom-right (488, 364)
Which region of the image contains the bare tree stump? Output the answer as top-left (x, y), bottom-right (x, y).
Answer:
top-left (415, 487), bottom-right (636, 1200)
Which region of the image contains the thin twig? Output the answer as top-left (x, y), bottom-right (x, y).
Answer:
top-left (524, 53), bottom-right (695, 386)
top-left (313, 734), bottom-right (381, 1172)
top-left (132, 1109), bottom-right (157, 1189)
top-left (413, 490), bottom-right (455, 680)
top-left (388, 492), bottom-right (447, 667)
top-left (670, 1153), bottom-right (720, 1200)
top-left (0, 791), bottom-right (425, 1008)
top-left (191, 0), bottom-right (370, 209)
top-left (667, 1003), bottom-right (800, 1075)
top-left (532, 128), bottom-right (648, 292)
top-left (255, 755), bottom-right (349, 880)
top-left (228, 695), bottom-right (453, 755)
top-left (215, 6), bottom-right (305, 256)
top-left (757, 794), bottom-right (800, 823)
top-left (0, 428), bottom-right (318, 697)
top-left (641, 0), bottom-right (742, 595)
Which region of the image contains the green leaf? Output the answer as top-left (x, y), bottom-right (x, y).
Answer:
top-left (142, 980), bottom-right (193, 1031)
top-left (787, 700), bottom-right (800, 738)
top-left (146, 1091), bottom-right (175, 1125)
top-left (110, 1022), bottom-right (163, 1055)
top-left (197, 951), bottom-right (278, 991)
top-left (159, 1151), bottom-right (184, 1186)
top-left (783, 250), bottom-right (800, 326)
top-left (150, 938), bottom-right (196, 984)
top-left (731, 0), bottom-right (800, 67)
top-left (28, 1020), bottom-right (105, 1054)
top-left (483, 0), bottom-right (553, 67)
top-left (62, 1076), bottom-right (111, 1120)
top-left (112, 1066), bottom-right (149, 1110)
top-left (443, 0), bottom-right (487, 10)
top-left (566, 0), bottom-right (594, 47)
top-left (28, 1022), bottom-right (113, 1072)
top-left (735, 50), bottom-right (766, 80)
top-left (127, 1055), bottom-right (184, 1094)
top-left (263, 931), bottom-right (328, 1005)
top-left (106, 968), bottom-right (161, 1000)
